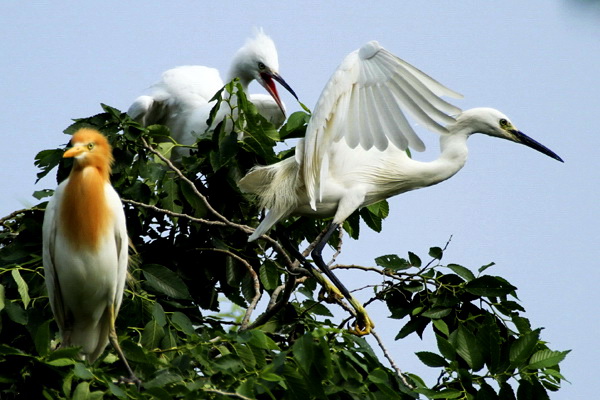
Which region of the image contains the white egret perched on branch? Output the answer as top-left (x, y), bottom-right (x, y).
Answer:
top-left (239, 41), bottom-right (563, 335)
top-left (42, 128), bottom-right (138, 383)
top-left (128, 28), bottom-right (298, 157)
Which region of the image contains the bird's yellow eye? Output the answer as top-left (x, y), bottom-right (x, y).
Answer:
top-left (87, 143), bottom-right (95, 151)
top-left (258, 62), bottom-right (266, 70)
top-left (499, 119), bottom-right (509, 128)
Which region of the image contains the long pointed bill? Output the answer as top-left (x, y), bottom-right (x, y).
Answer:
top-left (260, 71), bottom-right (299, 116)
top-left (63, 145), bottom-right (86, 159)
top-left (513, 130), bottom-right (564, 162)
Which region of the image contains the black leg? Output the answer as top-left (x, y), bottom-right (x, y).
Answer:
top-left (310, 222), bottom-right (354, 301)
top-left (277, 223), bottom-right (375, 335)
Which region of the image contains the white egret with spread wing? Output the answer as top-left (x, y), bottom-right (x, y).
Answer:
top-left (239, 41), bottom-right (563, 335)
top-left (128, 29), bottom-right (298, 158)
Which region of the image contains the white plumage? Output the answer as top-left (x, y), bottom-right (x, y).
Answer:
top-left (239, 41), bottom-right (562, 334)
top-left (128, 29), bottom-right (297, 158)
top-left (43, 128), bottom-right (137, 382)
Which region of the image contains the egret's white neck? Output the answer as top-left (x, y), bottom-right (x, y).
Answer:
top-left (430, 131), bottom-right (470, 183)
top-left (226, 59), bottom-right (252, 90)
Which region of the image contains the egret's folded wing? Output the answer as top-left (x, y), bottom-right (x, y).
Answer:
top-left (127, 65), bottom-right (224, 127)
top-left (302, 41), bottom-right (463, 209)
top-left (42, 188), bottom-right (67, 331)
top-left (106, 185), bottom-right (129, 315)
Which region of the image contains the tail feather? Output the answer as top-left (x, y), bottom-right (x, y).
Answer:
top-left (62, 307), bottom-right (111, 364)
top-left (239, 157), bottom-right (301, 240)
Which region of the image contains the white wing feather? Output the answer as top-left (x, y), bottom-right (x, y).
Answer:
top-left (302, 41), bottom-right (463, 209)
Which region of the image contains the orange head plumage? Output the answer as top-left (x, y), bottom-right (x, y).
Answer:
top-left (63, 128), bottom-right (114, 181)
top-left (60, 128), bottom-right (116, 250)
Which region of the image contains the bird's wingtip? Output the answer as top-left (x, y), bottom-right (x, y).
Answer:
top-left (358, 41), bottom-right (382, 60)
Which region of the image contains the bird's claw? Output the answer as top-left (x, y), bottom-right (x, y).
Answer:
top-left (117, 374), bottom-right (142, 389)
top-left (348, 314), bottom-right (375, 336)
top-left (318, 284), bottom-right (345, 303)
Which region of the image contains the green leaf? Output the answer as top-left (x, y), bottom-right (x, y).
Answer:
top-left (510, 329), bottom-right (541, 367)
top-left (170, 312), bottom-right (196, 336)
top-left (159, 178), bottom-right (182, 214)
top-left (73, 362), bottom-right (93, 379)
top-left (446, 263), bottom-right (476, 281)
top-left (366, 200), bottom-right (389, 219)
top-left (453, 326), bottom-right (484, 371)
top-left (422, 307), bottom-right (452, 319)
top-left (144, 370), bottom-right (183, 389)
top-left (180, 180), bottom-right (207, 218)
top-left (72, 382), bottom-right (90, 400)
top-left (11, 269), bottom-right (30, 309)
top-left (34, 148), bottom-right (64, 183)
top-left (428, 247), bottom-right (443, 260)
top-left (34, 320), bottom-right (51, 357)
top-left (375, 254), bottom-right (410, 270)
top-left (142, 264), bottom-right (192, 300)
top-left (408, 252), bottom-right (421, 267)
top-left (432, 319), bottom-right (449, 336)
top-left (465, 275), bottom-right (516, 297)
top-left (527, 349), bottom-right (570, 370)
top-left (429, 389), bottom-right (463, 399)
top-left (436, 334), bottom-right (456, 360)
top-left (142, 319), bottom-right (165, 349)
top-left (478, 262), bottom-right (496, 273)
top-left (359, 207), bottom-right (383, 233)
top-left (259, 261), bottom-right (280, 291)
top-left (499, 382), bottom-right (517, 400)
top-left (415, 351), bottom-right (448, 368)
top-left (292, 333), bottom-right (315, 375)
top-left (46, 358), bottom-right (77, 367)
top-left (152, 302), bottom-right (167, 327)
top-left (4, 301), bottom-right (28, 325)
top-left (234, 343), bottom-right (256, 369)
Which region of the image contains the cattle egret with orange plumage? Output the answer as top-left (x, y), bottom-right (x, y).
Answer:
top-left (42, 128), bottom-right (138, 383)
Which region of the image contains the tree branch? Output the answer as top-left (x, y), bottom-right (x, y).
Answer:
top-left (371, 329), bottom-right (414, 390)
top-left (205, 248), bottom-right (261, 330)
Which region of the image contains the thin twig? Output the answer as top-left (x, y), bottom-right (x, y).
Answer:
top-left (370, 329), bottom-right (414, 390)
top-left (122, 198), bottom-right (229, 226)
top-left (203, 388), bottom-right (254, 400)
top-left (246, 273), bottom-right (297, 331)
top-left (139, 136), bottom-right (251, 232)
top-left (204, 248), bottom-right (261, 330)
top-left (328, 226), bottom-right (344, 267)
top-left (137, 136), bottom-right (292, 262)
top-left (0, 207), bottom-right (43, 227)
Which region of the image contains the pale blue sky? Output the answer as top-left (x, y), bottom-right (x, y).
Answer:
top-left (1, 1), bottom-right (598, 398)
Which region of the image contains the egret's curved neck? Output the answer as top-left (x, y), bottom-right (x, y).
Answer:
top-left (226, 59), bottom-right (252, 90)
top-left (407, 131), bottom-right (470, 190)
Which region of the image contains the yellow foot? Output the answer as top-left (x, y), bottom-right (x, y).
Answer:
top-left (348, 312), bottom-right (375, 336)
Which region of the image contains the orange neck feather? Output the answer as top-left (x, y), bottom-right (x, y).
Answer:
top-left (60, 164), bottom-right (112, 251)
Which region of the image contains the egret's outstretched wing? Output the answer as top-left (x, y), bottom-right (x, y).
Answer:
top-left (302, 41), bottom-right (463, 209)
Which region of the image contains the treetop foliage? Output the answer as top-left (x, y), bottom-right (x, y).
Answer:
top-left (0, 82), bottom-right (567, 399)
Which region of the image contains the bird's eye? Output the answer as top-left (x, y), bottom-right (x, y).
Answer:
top-left (87, 143), bottom-right (95, 151)
top-left (499, 119), bottom-right (509, 128)
top-left (257, 62), bottom-right (266, 70)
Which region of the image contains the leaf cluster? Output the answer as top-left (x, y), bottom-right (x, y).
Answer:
top-left (0, 82), bottom-right (567, 399)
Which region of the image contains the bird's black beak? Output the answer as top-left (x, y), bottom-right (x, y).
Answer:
top-left (512, 130), bottom-right (564, 162)
top-left (260, 71), bottom-right (299, 116)
top-left (270, 72), bottom-right (298, 101)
